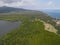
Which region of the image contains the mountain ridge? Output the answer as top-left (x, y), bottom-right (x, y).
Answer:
top-left (0, 6), bottom-right (27, 13)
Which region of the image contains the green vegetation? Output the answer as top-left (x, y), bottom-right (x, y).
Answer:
top-left (0, 12), bottom-right (59, 31)
top-left (0, 18), bottom-right (60, 45)
top-left (0, 11), bottom-right (60, 45)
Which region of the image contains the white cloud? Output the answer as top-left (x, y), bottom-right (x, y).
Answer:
top-left (0, 0), bottom-right (59, 9)
top-left (5, 1), bottom-right (24, 7)
top-left (45, 1), bottom-right (55, 9)
top-left (0, 0), bottom-right (25, 7)
top-left (0, 1), bottom-right (5, 7)
top-left (47, 1), bottom-right (53, 6)
top-left (0, 0), bottom-right (38, 8)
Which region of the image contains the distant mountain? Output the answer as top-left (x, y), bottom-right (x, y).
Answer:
top-left (0, 6), bottom-right (27, 13)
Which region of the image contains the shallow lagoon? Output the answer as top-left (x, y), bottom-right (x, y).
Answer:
top-left (0, 20), bottom-right (20, 37)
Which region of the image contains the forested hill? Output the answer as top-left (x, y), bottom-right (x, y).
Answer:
top-left (0, 6), bottom-right (27, 13)
top-left (0, 6), bottom-right (60, 34)
top-left (0, 19), bottom-right (60, 45)
top-left (0, 6), bottom-right (60, 45)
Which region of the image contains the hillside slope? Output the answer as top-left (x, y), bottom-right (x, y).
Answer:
top-left (0, 8), bottom-right (59, 34)
top-left (0, 19), bottom-right (60, 45)
top-left (0, 7), bottom-right (60, 35)
top-left (0, 6), bottom-right (26, 13)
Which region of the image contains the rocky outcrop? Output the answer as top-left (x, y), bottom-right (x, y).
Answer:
top-left (34, 18), bottom-right (58, 34)
top-left (44, 23), bottom-right (57, 34)
top-left (56, 20), bottom-right (60, 26)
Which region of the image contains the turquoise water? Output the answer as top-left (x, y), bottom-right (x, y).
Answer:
top-left (48, 12), bottom-right (60, 19)
top-left (42, 10), bottom-right (60, 19)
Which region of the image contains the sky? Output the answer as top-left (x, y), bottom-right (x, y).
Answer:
top-left (0, 0), bottom-right (60, 10)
